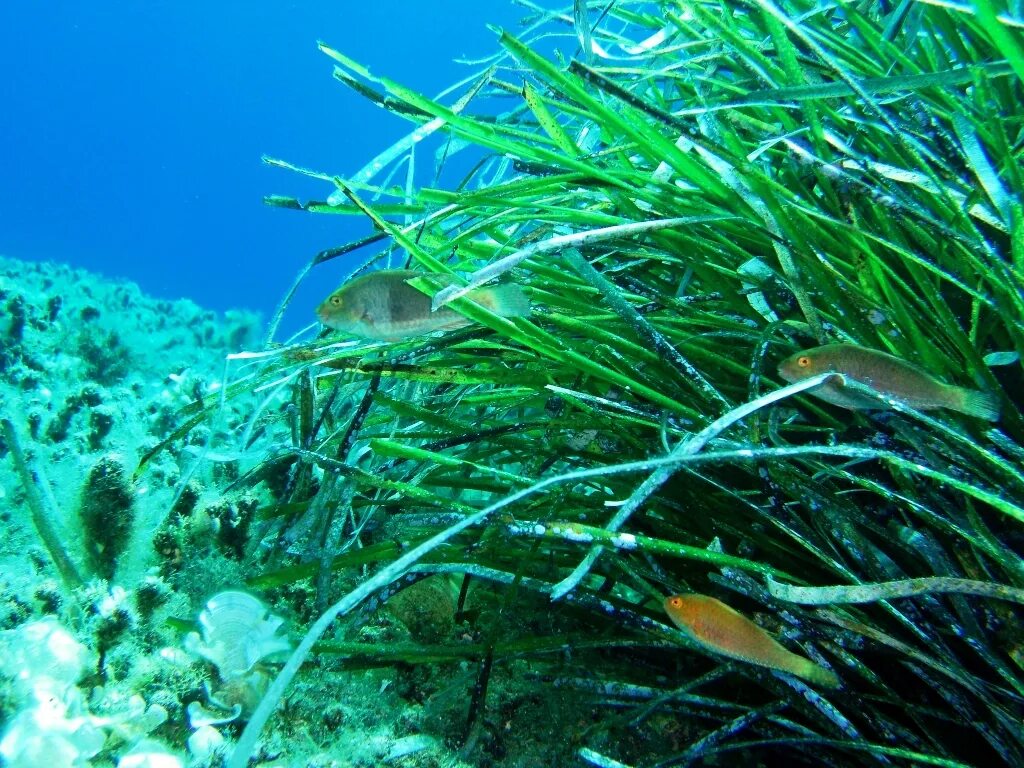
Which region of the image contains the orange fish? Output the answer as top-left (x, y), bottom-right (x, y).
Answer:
top-left (663, 593), bottom-right (839, 688)
top-left (316, 269), bottom-right (530, 341)
top-left (777, 343), bottom-right (999, 421)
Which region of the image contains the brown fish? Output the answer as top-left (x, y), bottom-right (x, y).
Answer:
top-left (316, 269), bottom-right (530, 341)
top-left (663, 593), bottom-right (839, 688)
top-left (777, 343), bottom-right (999, 421)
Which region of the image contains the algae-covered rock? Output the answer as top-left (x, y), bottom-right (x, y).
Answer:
top-left (203, 494), bottom-right (258, 559)
top-left (385, 575), bottom-right (458, 644)
top-left (79, 455), bottom-right (134, 580)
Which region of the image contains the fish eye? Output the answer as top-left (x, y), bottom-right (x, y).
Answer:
top-left (797, 355), bottom-right (811, 368)
top-left (329, 295), bottom-right (343, 307)
top-left (669, 597), bottom-right (682, 608)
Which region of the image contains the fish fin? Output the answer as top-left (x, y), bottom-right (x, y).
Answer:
top-left (471, 283), bottom-right (531, 318)
top-left (954, 388), bottom-right (1000, 421)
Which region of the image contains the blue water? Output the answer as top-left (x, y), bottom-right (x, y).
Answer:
top-left (0, 2), bottom-right (525, 334)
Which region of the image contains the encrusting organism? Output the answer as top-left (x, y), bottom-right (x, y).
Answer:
top-left (79, 455), bottom-right (135, 580)
top-left (184, 590), bottom-right (291, 716)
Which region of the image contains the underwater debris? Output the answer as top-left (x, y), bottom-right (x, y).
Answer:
top-left (777, 343), bottom-right (1000, 420)
top-left (663, 594), bottom-right (840, 689)
top-left (316, 269), bottom-right (530, 340)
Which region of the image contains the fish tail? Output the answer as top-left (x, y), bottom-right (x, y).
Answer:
top-left (950, 386), bottom-right (1000, 421)
top-left (794, 658), bottom-right (841, 689)
top-left (470, 283), bottom-right (531, 318)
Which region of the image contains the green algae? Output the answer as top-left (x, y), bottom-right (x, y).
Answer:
top-left (134, 2), bottom-right (1024, 766)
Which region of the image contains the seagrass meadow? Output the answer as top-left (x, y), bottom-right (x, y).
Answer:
top-left (152, 1), bottom-right (1024, 765)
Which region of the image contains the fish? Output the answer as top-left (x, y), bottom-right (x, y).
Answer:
top-left (663, 593), bottom-right (840, 688)
top-left (777, 343), bottom-right (999, 421)
top-left (316, 269), bottom-right (530, 341)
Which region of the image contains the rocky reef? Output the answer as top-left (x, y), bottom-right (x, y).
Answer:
top-left (0, 255), bottom-right (263, 585)
top-left (0, 256), bottom-right (497, 767)
top-left (0, 256), bottom-right (271, 766)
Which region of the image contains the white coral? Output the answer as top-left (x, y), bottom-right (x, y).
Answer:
top-left (0, 617), bottom-right (95, 703)
top-left (0, 618), bottom-right (174, 768)
top-left (117, 739), bottom-right (184, 768)
top-left (0, 618), bottom-right (104, 767)
top-left (0, 681), bottom-right (104, 768)
top-left (184, 590), bottom-right (290, 680)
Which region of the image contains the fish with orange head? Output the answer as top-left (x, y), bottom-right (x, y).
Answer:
top-left (777, 343), bottom-right (999, 420)
top-left (663, 593), bottom-right (840, 688)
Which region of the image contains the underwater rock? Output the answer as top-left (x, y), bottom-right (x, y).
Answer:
top-left (153, 490), bottom-right (258, 580)
top-left (88, 584), bottom-right (137, 659)
top-left (88, 404), bottom-right (116, 449)
top-left (201, 494), bottom-right (258, 559)
top-left (385, 575), bottom-right (458, 644)
top-left (152, 528), bottom-right (185, 578)
top-left (78, 455), bottom-right (135, 580)
top-left (0, 578), bottom-right (34, 630)
top-left (33, 579), bottom-right (63, 613)
top-left (46, 295), bottom-right (62, 323)
top-left (186, 724), bottom-right (225, 762)
top-left (0, 255), bottom-right (266, 593)
top-left (384, 733), bottom-right (441, 762)
top-left (76, 327), bottom-right (132, 385)
top-left (169, 481), bottom-right (201, 518)
top-left (6, 293), bottom-right (26, 342)
top-left (45, 384), bottom-right (103, 444)
top-left (133, 575), bottom-right (172, 620)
